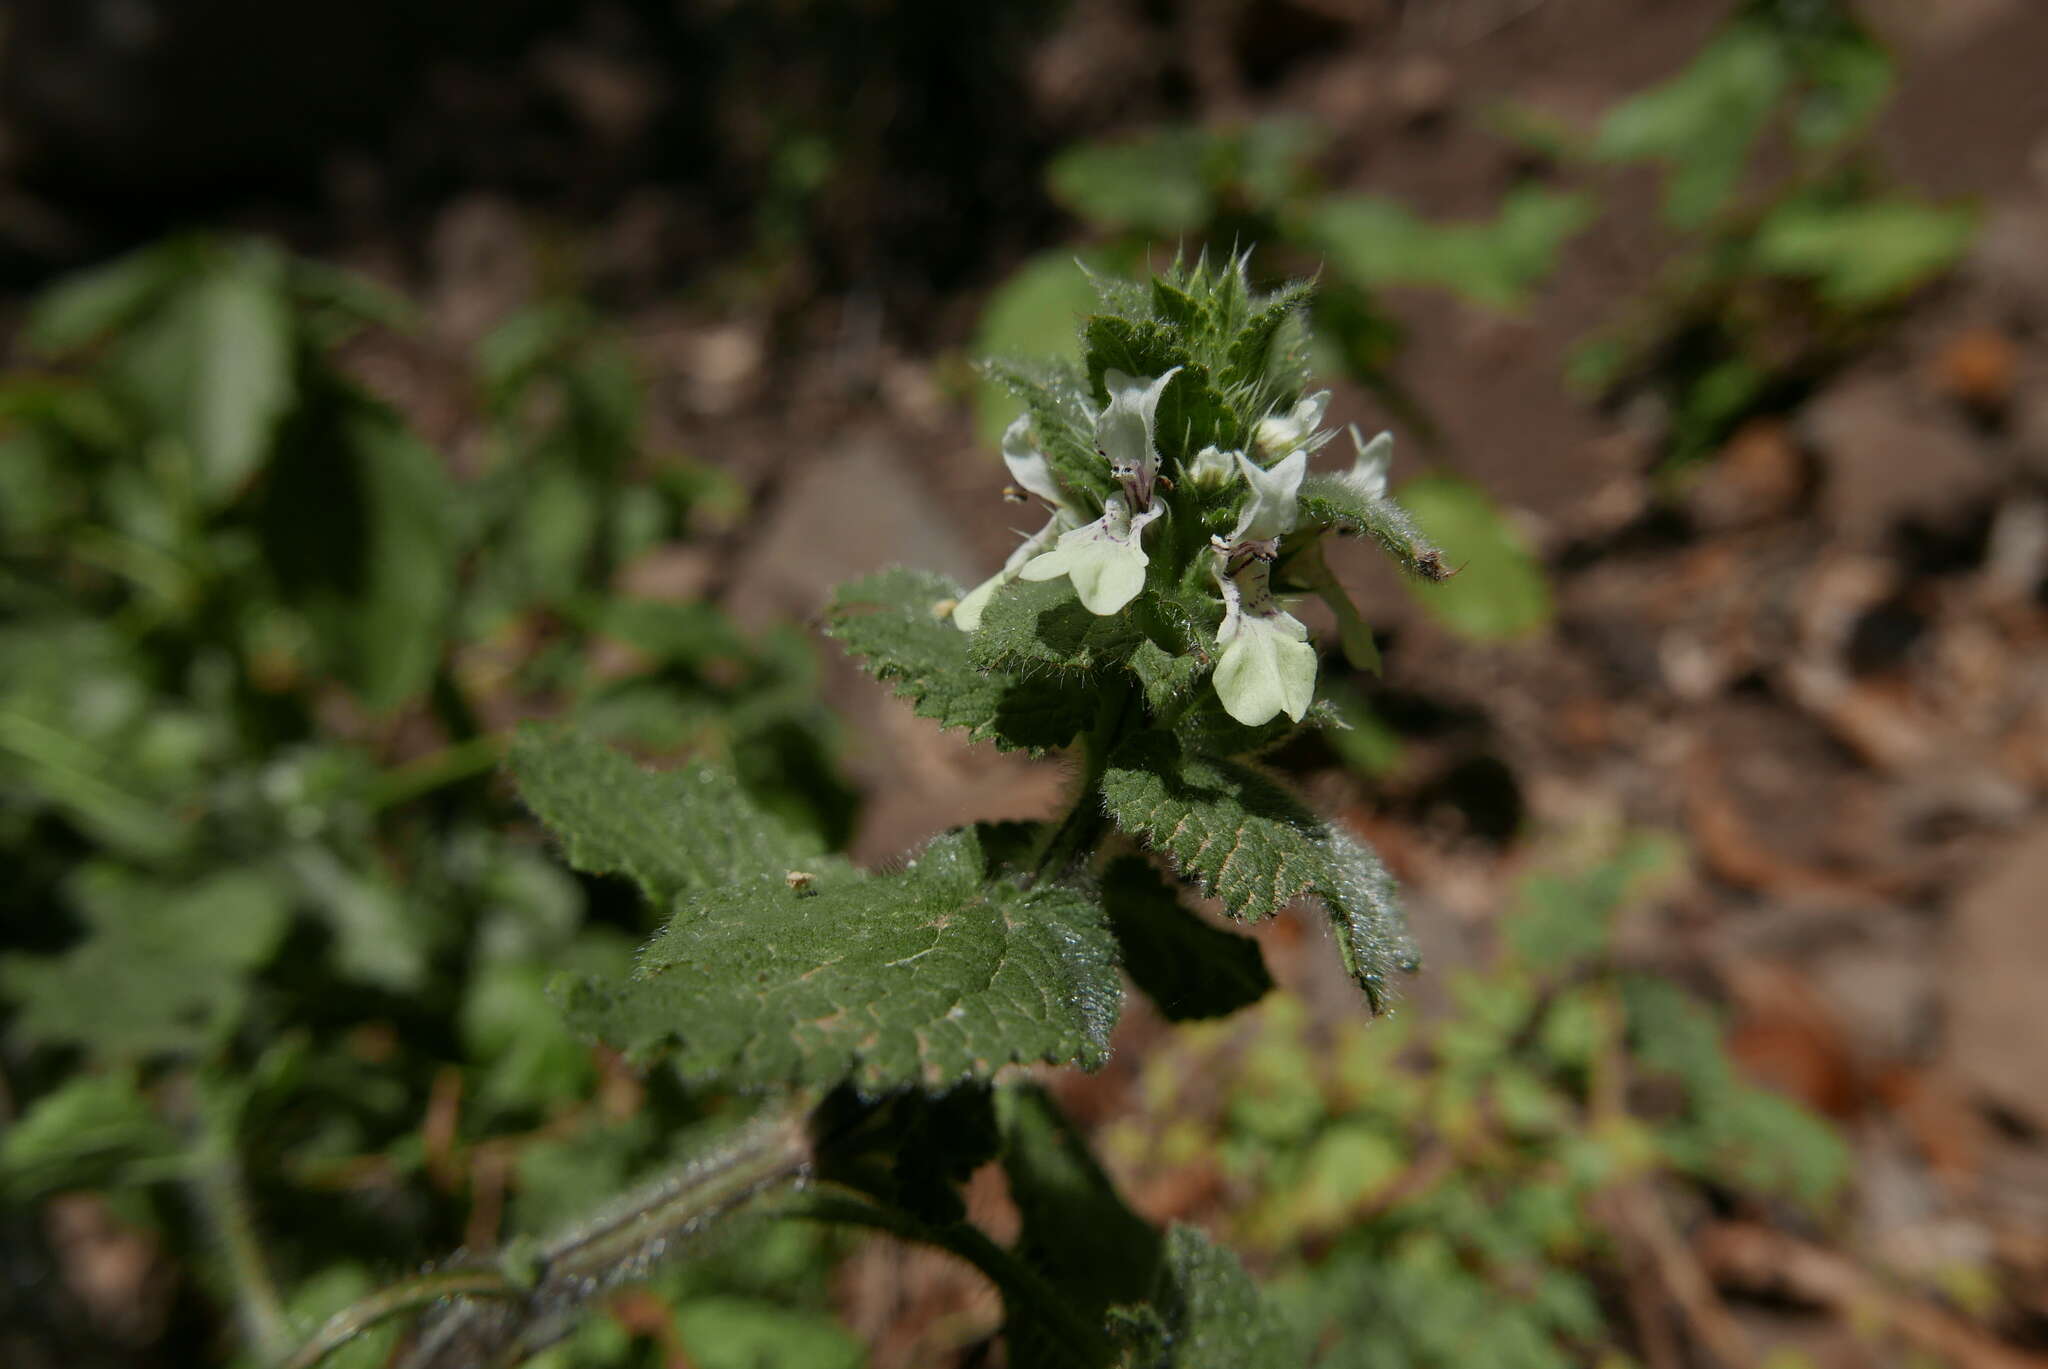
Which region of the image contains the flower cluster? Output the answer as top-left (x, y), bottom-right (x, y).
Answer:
top-left (956, 367), bottom-right (1398, 730)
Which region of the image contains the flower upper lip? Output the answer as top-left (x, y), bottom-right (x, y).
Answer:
top-left (1096, 367), bottom-right (1180, 511)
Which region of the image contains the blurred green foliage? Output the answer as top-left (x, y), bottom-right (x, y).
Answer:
top-left (0, 236), bottom-right (852, 1366)
top-left (1102, 832), bottom-right (1849, 1367)
top-left (1569, 0), bottom-right (1977, 462)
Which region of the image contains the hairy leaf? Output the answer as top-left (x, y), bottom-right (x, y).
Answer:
top-left (1100, 733), bottom-right (1413, 1009)
top-left (1298, 473), bottom-right (1452, 582)
top-left (1099, 733), bottom-right (1324, 922)
top-left (826, 568), bottom-right (1095, 752)
top-left (508, 726), bottom-right (828, 908)
top-left (1101, 858), bottom-right (1270, 1021)
top-left (1110, 1225), bottom-right (1304, 1368)
top-left (559, 828), bottom-right (1121, 1094)
top-left (982, 359), bottom-right (1119, 506)
top-left (971, 250), bottom-right (1113, 445)
top-left (969, 575), bottom-right (1149, 679)
top-left (998, 1084), bottom-right (1163, 1369)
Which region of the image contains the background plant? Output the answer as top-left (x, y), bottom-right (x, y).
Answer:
top-left (0, 236), bottom-right (857, 1368)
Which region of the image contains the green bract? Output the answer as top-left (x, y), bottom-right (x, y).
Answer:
top-left (955, 255), bottom-right (1449, 732)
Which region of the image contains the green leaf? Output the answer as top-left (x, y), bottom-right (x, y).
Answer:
top-left (260, 389), bottom-right (459, 712)
top-left (1220, 281), bottom-right (1313, 397)
top-left (1048, 127), bottom-right (1216, 236)
top-left (1129, 638), bottom-right (1208, 717)
top-left (1302, 187), bottom-right (1592, 312)
top-left (1393, 475), bottom-right (1552, 640)
top-left (673, 1297), bottom-right (865, 1369)
top-left (1101, 857), bottom-right (1270, 1021)
top-left (1110, 1225), bottom-right (1304, 1368)
top-left (25, 240), bottom-right (193, 355)
top-left (559, 828), bottom-right (1121, 1094)
top-left (1751, 195), bottom-right (1975, 307)
top-left (508, 726), bottom-right (828, 908)
top-left (1595, 24), bottom-right (1789, 227)
top-left (119, 250), bottom-right (297, 503)
top-left (968, 575), bottom-right (1148, 679)
top-left (982, 359), bottom-right (1119, 507)
top-left (998, 1083), bottom-right (1162, 1369)
top-left (1, 1073), bottom-right (181, 1202)
top-left (280, 842), bottom-right (430, 992)
top-left (1298, 475), bottom-right (1451, 582)
top-left (826, 568), bottom-right (1096, 752)
top-left (1099, 732), bottom-right (1322, 924)
top-left (1507, 834), bottom-right (1682, 972)
top-left (0, 865), bottom-right (291, 1058)
top-left (974, 251), bottom-right (1118, 445)
top-left (1099, 732), bottom-right (1413, 1009)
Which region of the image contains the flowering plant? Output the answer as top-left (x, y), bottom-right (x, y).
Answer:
top-left (286, 257), bottom-right (1458, 1369)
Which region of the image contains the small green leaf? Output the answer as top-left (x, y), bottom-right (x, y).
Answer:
top-left (120, 251), bottom-right (297, 503)
top-left (1099, 732), bottom-right (1322, 924)
top-left (508, 727), bottom-right (828, 907)
top-left (974, 252), bottom-right (1116, 445)
top-left (969, 575), bottom-right (1149, 679)
top-left (1, 1073), bottom-right (180, 1202)
top-left (1302, 187), bottom-right (1592, 312)
top-left (1101, 857), bottom-right (1271, 1021)
top-left (260, 389), bottom-right (459, 712)
top-left (673, 1297), bottom-right (865, 1369)
top-left (1751, 195), bottom-right (1975, 307)
top-left (25, 240), bottom-right (193, 356)
top-left (1100, 733), bottom-right (1412, 1008)
top-left (560, 828), bottom-right (1121, 1094)
top-left (1298, 474), bottom-right (1450, 582)
top-left (1393, 476), bottom-right (1552, 640)
top-left (0, 865), bottom-right (291, 1057)
top-left (826, 568), bottom-right (1096, 752)
top-left (1595, 24), bottom-right (1789, 227)
top-left (1048, 127), bottom-right (1216, 236)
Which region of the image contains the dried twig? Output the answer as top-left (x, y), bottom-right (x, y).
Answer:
top-left (1698, 1223), bottom-right (2048, 1369)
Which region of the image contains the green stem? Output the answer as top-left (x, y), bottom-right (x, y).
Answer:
top-left (534, 1103), bottom-right (814, 1285)
top-left (279, 1270), bottom-right (523, 1369)
top-left (1028, 680), bottom-right (1135, 884)
top-left (285, 1102), bottom-right (817, 1369)
top-left (189, 1101), bottom-right (291, 1365)
top-left (775, 1188), bottom-right (1118, 1366)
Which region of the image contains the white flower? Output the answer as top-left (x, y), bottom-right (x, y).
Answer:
top-left (1019, 494), bottom-right (1163, 616)
top-left (1253, 390), bottom-right (1330, 462)
top-left (1336, 425), bottom-right (1393, 502)
top-left (1227, 449), bottom-right (1306, 548)
top-left (1211, 558), bottom-right (1317, 726)
top-left (1000, 414), bottom-right (1066, 507)
top-left (954, 417), bottom-right (1082, 631)
top-left (1097, 368), bottom-right (1180, 508)
top-left (1186, 444), bottom-right (1238, 489)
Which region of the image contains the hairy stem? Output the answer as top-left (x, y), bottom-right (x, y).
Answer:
top-left (1029, 679), bottom-right (1136, 884)
top-left (188, 1097), bottom-right (291, 1365)
top-left (284, 1102), bottom-right (816, 1369)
